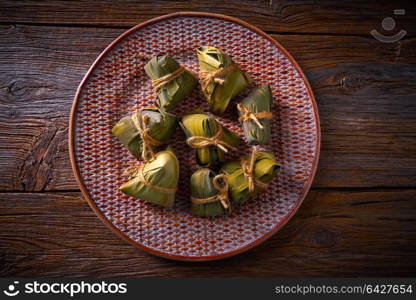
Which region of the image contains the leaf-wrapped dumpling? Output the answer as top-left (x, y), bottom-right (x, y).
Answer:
top-left (180, 112), bottom-right (240, 167)
top-left (220, 147), bottom-right (280, 205)
top-left (120, 146), bottom-right (179, 208)
top-left (197, 46), bottom-right (250, 114)
top-left (190, 168), bottom-right (231, 217)
top-left (237, 85), bottom-right (273, 145)
top-left (111, 107), bottom-right (177, 161)
top-left (144, 55), bottom-right (197, 111)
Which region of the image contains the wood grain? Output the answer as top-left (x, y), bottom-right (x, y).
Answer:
top-left (0, 0), bottom-right (415, 36)
top-left (0, 189), bottom-right (414, 277)
top-left (0, 3), bottom-right (415, 278)
top-left (0, 25), bottom-right (120, 191)
top-left (0, 25), bottom-right (415, 191)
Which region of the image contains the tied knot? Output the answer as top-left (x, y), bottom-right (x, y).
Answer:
top-left (212, 174), bottom-right (230, 211)
top-left (132, 111), bottom-right (163, 161)
top-left (151, 65), bottom-right (186, 92)
top-left (237, 103), bottom-right (273, 129)
top-left (123, 164), bottom-right (141, 179)
top-left (241, 146), bottom-right (268, 192)
top-left (186, 123), bottom-right (237, 153)
top-left (191, 174), bottom-right (231, 212)
top-left (122, 164), bottom-right (177, 194)
top-left (199, 63), bottom-right (239, 92)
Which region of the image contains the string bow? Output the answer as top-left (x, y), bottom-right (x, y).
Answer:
top-left (191, 174), bottom-right (231, 213)
top-left (241, 146), bottom-right (269, 192)
top-left (237, 103), bottom-right (273, 129)
top-left (131, 111), bottom-right (162, 161)
top-left (186, 123), bottom-right (238, 153)
top-left (199, 63), bottom-right (239, 91)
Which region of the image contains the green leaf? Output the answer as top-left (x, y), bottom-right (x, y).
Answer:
top-left (144, 55), bottom-right (197, 111)
top-left (119, 146), bottom-right (179, 208)
top-left (190, 168), bottom-right (226, 217)
top-left (196, 46), bottom-right (250, 114)
top-left (111, 107), bottom-right (177, 160)
top-left (180, 112), bottom-right (240, 167)
top-left (239, 85), bottom-right (272, 145)
top-left (220, 151), bottom-right (280, 205)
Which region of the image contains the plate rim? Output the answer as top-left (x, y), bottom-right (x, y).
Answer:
top-left (69, 11), bottom-right (321, 261)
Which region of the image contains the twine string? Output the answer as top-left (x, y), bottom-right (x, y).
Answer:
top-left (151, 65), bottom-right (187, 92)
top-left (135, 53), bottom-right (194, 93)
top-left (241, 146), bottom-right (269, 192)
top-left (186, 122), bottom-right (237, 153)
top-left (131, 112), bottom-right (163, 161)
top-left (123, 164), bottom-right (177, 194)
top-left (237, 103), bottom-right (273, 129)
top-left (191, 174), bottom-right (231, 212)
top-left (199, 63), bottom-right (239, 91)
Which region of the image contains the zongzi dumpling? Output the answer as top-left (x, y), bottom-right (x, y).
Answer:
top-left (197, 46), bottom-right (250, 114)
top-left (190, 168), bottom-right (231, 217)
top-left (238, 85), bottom-right (273, 145)
top-left (111, 107), bottom-right (177, 161)
top-left (144, 55), bottom-right (197, 111)
top-left (180, 112), bottom-right (240, 167)
top-left (220, 147), bottom-right (280, 205)
top-left (119, 146), bottom-right (179, 208)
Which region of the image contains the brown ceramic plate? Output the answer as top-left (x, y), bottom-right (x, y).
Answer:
top-left (69, 12), bottom-right (320, 261)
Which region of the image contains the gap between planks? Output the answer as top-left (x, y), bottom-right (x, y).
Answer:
top-left (0, 186), bottom-right (415, 194)
top-left (2, 21), bottom-right (415, 39)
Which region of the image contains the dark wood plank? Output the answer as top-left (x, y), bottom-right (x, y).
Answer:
top-left (0, 25), bottom-right (120, 191)
top-left (1, 0), bottom-right (415, 36)
top-left (0, 25), bottom-right (415, 191)
top-left (0, 189), bottom-right (414, 277)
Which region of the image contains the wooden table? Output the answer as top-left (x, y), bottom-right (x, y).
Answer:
top-left (0, 1), bottom-right (415, 277)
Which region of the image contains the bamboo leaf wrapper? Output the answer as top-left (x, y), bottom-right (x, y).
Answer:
top-left (238, 85), bottom-right (273, 145)
top-left (190, 168), bottom-right (230, 217)
top-left (144, 55), bottom-right (197, 111)
top-left (119, 146), bottom-right (179, 208)
top-left (220, 149), bottom-right (281, 205)
top-left (197, 46), bottom-right (250, 114)
top-left (180, 112), bottom-right (240, 167)
top-left (111, 107), bottom-right (177, 160)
